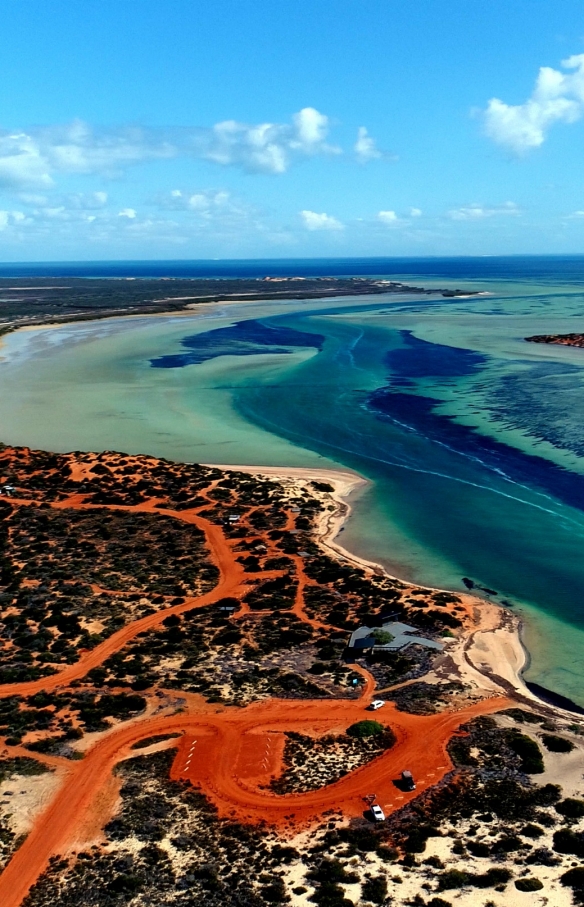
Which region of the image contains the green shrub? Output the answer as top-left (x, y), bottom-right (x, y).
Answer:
top-left (561, 866), bottom-right (584, 891)
top-left (507, 731), bottom-right (545, 773)
top-left (437, 869), bottom-right (469, 890)
top-left (492, 834), bottom-right (523, 853)
top-left (310, 881), bottom-right (353, 906)
top-left (515, 878), bottom-right (543, 892)
top-left (472, 867), bottom-right (512, 888)
top-left (338, 826), bottom-right (378, 852)
top-left (361, 876), bottom-right (387, 904)
top-left (346, 720), bottom-right (384, 738)
top-left (556, 798), bottom-right (584, 819)
top-left (309, 859), bottom-right (358, 884)
top-left (438, 867), bottom-right (512, 891)
top-left (502, 708), bottom-right (541, 724)
top-left (553, 828), bottom-right (584, 857)
top-left (262, 877), bottom-right (289, 903)
top-left (542, 734), bottom-right (574, 753)
top-left (467, 840), bottom-right (490, 857)
top-left (376, 844), bottom-right (398, 862)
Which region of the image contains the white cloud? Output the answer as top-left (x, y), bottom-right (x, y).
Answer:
top-left (157, 188), bottom-right (255, 227)
top-left (409, 207), bottom-right (422, 217)
top-left (201, 107), bottom-right (341, 174)
top-left (0, 132), bottom-right (54, 188)
top-left (0, 108), bottom-right (357, 189)
top-left (118, 208), bottom-right (136, 218)
top-left (483, 54), bottom-right (584, 153)
top-left (300, 210), bottom-right (344, 231)
top-left (448, 202), bottom-right (520, 220)
top-left (0, 209), bottom-right (29, 230)
top-left (355, 126), bottom-right (382, 162)
top-left (0, 122), bottom-right (175, 189)
top-left (378, 210), bottom-right (398, 224)
top-left (293, 107), bottom-right (330, 146)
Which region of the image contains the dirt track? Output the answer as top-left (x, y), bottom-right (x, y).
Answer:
top-left (0, 692), bottom-right (510, 907)
top-left (0, 474), bottom-right (513, 907)
top-left (0, 499), bottom-right (246, 699)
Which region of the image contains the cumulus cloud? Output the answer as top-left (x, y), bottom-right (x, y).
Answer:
top-left (300, 210), bottom-right (344, 231)
top-left (409, 207), bottom-right (422, 217)
top-left (482, 54), bottom-right (584, 153)
top-left (0, 122), bottom-right (175, 189)
top-left (377, 210), bottom-right (398, 224)
top-left (200, 107), bottom-right (341, 173)
top-left (0, 108), bottom-right (356, 190)
top-left (448, 202), bottom-right (520, 220)
top-left (118, 208), bottom-right (136, 218)
top-left (354, 126), bottom-right (382, 162)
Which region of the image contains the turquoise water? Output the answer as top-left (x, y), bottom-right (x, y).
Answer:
top-left (2, 268), bottom-right (584, 702)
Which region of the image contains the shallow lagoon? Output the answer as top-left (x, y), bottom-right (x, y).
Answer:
top-left (3, 282), bottom-right (584, 703)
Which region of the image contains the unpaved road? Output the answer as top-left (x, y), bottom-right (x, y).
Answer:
top-left (0, 693), bottom-right (509, 907)
top-left (0, 477), bottom-right (513, 907)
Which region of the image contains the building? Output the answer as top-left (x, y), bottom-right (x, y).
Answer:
top-left (348, 621), bottom-right (443, 654)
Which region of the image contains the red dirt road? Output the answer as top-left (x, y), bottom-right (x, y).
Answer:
top-left (0, 693), bottom-right (510, 907)
top-left (0, 474), bottom-right (514, 907)
top-left (0, 500), bottom-right (246, 699)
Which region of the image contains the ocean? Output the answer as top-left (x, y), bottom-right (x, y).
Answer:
top-left (1, 255), bottom-right (584, 703)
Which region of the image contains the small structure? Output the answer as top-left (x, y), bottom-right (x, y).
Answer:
top-left (348, 621), bottom-right (443, 654)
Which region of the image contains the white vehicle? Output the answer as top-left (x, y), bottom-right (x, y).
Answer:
top-left (369, 699), bottom-right (386, 711)
top-left (371, 804), bottom-right (385, 822)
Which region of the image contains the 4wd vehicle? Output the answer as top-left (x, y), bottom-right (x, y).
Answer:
top-left (369, 699), bottom-right (386, 711)
top-left (371, 804), bottom-right (385, 822)
top-left (401, 770), bottom-right (416, 791)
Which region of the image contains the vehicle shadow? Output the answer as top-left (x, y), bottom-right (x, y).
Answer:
top-left (392, 777), bottom-right (414, 792)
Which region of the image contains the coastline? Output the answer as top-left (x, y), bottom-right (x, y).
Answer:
top-left (211, 461), bottom-right (584, 722)
top-left (1, 311), bottom-right (581, 722)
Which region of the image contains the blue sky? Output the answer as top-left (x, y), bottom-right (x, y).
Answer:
top-left (3, 0), bottom-right (584, 260)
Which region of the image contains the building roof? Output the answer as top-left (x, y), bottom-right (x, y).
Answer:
top-left (348, 620), bottom-right (443, 652)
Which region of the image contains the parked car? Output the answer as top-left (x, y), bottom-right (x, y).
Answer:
top-left (369, 699), bottom-right (386, 711)
top-left (401, 770), bottom-right (416, 791)
top-left (371, 804), bottom-right (385, 822)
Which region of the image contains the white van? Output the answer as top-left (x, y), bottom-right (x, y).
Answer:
top-left (369, 700), bottom-right (386, 711)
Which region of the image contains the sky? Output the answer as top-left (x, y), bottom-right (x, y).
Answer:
top-left (3, 0), bottom-right (584, 260)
